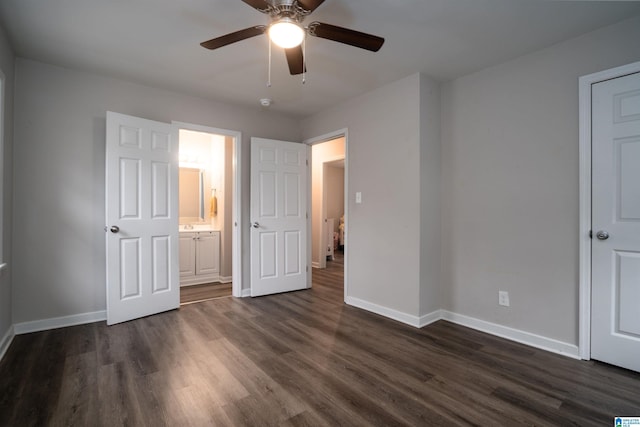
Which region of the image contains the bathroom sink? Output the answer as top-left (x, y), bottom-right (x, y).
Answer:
top-left (181, 224), bottom-right (216, 231)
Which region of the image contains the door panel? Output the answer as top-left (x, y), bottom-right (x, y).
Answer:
top-left (251, 138), bottom-right (308, 296)
top-left (591, 72), bottom-right (640, 372)
top-left (106, 112), bottom-right (179, 325)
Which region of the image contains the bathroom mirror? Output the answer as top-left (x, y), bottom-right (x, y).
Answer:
top-left (179, 167), bottom-right (204, 222)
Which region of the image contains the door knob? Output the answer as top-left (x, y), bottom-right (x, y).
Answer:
top-left (596, 230), bottom-right (609, 240)
top-left (110, 225), bottom-right (120, 233)
top-left (252, 222), bottom-right (260, 228)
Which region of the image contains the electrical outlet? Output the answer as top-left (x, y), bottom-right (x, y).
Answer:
top-left (498, 291), bottom-right (510, 307)
top-left (355, 192), bottom-right (362, 204)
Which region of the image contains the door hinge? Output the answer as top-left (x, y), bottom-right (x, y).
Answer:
top-left (306, 212), bottom-right (308, 219)
top-left (589, 230), bottom-right (592, 239)
top-left (306, 159), bottom-right (309, 166)
top-left (306, 266), bottom-right (309, 272)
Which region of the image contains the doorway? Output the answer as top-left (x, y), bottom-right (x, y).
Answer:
top-left (175, 122), bottom-right (242, 303)
top-left (309, 134), bottom-right (346, 292)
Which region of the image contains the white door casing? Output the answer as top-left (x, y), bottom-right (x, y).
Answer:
top-left (590, 72), bottom-right (640, 372)
top-left (250, 138), bottom-right (308, 297)
top-left (106, 112), bottom-right (179, 325)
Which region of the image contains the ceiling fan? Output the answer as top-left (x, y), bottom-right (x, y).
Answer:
top-left (200, 0), bottom-right (385, 75)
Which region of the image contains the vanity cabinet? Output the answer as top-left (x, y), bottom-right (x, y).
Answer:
top-left (179, 231), bottom-right (220, 286)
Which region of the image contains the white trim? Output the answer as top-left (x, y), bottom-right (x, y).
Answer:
top-left (218, 276), bottom-right (233, 284)
top-left (172, 121), bottom-right (243, 298)
top-left (0, 325), bottom-right (14, 362)
top-left (346, 296), bottom-right (579, 359)
top-left (13, 311), bottom-right (107, 335)
top-left (345, 296), bottom-right (439, 328)
top-left (417, 310), bottom-right (443, 328)
top-left (311, 261), bottom-right (321, 269)
top-left (441, 311), bottom-right (580, 359)
top-left (578, 61), bottom-right (640, 361)
top-left (304, 129), bottom-right (349, 301)
top-left (241, 288), bottom-right (251, 297)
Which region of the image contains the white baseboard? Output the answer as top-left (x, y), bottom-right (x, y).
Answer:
top-left (219, 276), bottom-right (233, 284)
top-left (344, 296), bottom-right (579, 360)
top-left (13, 310), bottom-right (106, 335)
top-left (241, 288), bottom-right (251, 297)
top-left (311, 262), bottom-right (321, 269)
top-left (440, 311), bottom-right (580, 359)
top-left (418, 309), bottom-right (444, 328)
top-left (345, 296), bottom-right (440, 328)
top-left (0, 325), bottom-right (15, 362)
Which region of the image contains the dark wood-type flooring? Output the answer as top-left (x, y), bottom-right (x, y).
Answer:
top-left (1, 251), bottom-right (639, 426)
top-left (180, 282), bottom-right (232, 305)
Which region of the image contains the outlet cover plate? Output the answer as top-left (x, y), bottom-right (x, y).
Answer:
top-left (498, 291), bottom-right (510, 307)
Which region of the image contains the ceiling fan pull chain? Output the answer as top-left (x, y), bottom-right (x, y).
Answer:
top-left (302, 37), bottom-right (306, 84)
top-left (267, 37), bottom-right (272, 87)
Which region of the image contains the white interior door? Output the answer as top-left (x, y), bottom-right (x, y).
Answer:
top-left (591, 71), bottom-right (640, 372)
top-left (106, 111), bottom-right (179, 325)
top-left (251, 138), bottom-right (308, 296)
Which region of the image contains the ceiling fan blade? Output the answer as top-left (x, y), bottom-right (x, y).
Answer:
top-left (200, 26), bottom-right (266, 50)
top-left (240, 0), bottom-right (272, 13)
top-left (296, 0), bottom-right (325, 13)
top-left (285, 46), bottom-right (306, 75)
top-left (308, 22), bottom-right (384, 52)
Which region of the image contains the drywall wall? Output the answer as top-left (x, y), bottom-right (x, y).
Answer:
top-left (12, 58), bottom-right (300, 324)
top-left (302, 74), bottom-right (423, 317)
top-left (441, 15), bottom-right (640, 345)
top-left (0, 23), bottom-right (14, 349)
top-left (221, 136), bottom-right (233, 279)
top-left (310, 138), bottom-right (344, 266)
top-left (419, 74), bottom-right (442, 316)
top-left (325, 165), bottom-right (344, 227)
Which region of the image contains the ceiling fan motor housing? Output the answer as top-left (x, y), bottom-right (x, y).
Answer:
top-left (267, 0), bottom-right (311, 24)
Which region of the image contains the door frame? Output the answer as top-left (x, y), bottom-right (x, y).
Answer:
top-left (578, 60), bottom-right (640, 360)
top-left (304, 129), bottom-right (349, 301)
top-left (173, 121), bottom-right (243, 297)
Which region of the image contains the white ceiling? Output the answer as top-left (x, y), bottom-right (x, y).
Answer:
top-left (1, 0), bottom-right (639, 118)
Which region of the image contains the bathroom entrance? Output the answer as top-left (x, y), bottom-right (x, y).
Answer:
top-left (176, 124), bottom-right (240, 304)
top-left (310, 135), bottom-right (345, 288)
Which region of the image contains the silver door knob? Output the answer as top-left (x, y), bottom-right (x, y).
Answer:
top-left (110, 225), bottom-right (120, 233)
top-left (252, 222), bottom-right (260, 228)
top-left (596, 230), bottom-right (609, 240)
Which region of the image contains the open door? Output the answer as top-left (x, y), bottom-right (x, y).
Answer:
top-left (591, 72), bottom-right (640, 372)
top-left (105, 112), bottom-right (179, 325)
top-left (250, 138), bottom-right (308, 296)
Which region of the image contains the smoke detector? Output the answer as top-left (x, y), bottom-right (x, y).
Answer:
top-left (259, 98), bottom-right (272, 107)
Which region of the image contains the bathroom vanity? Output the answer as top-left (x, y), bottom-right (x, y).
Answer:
top-left (179, 226), bottom-right (220, 286)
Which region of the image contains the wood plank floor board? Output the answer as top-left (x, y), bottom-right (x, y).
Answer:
top-left (2, 252), bottom-right (640, 426)
top-left (180, 282), bottom-right (232, 305)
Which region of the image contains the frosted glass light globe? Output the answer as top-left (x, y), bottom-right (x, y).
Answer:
top-left (268, 20), bottom-right (305, 48)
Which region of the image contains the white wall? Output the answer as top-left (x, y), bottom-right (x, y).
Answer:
top-left (12, 58), bottom-right (300, 324)
top-left (441, 16), bottom-right (640, 345)
top-left (419, 75), bottom-right (442, 316)
top-left (221, 136), bottom-right (233, 279)
top-left (325, 165), bottom-right (344, 227)
top-left (302, 74), bottom-right (424, 317)
top-left (0, 23), bottom-right (14, 350)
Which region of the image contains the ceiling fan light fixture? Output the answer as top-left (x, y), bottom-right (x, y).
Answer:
top-left (268, 18), bottom-right (305, 48)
